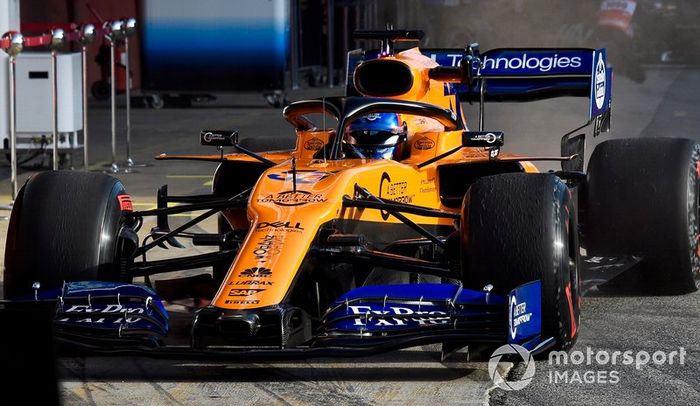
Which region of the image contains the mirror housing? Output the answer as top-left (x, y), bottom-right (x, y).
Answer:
top-left (462, 131), bottom-right (504, 148)
top-left (200, 130), bottom-right (238, 147)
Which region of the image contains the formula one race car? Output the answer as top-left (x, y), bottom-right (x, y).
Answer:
top-left (3, 30), bottom-right (699, 360)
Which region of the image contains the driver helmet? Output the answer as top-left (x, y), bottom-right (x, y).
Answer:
top-left (344, 113), bottom-right (407, 159)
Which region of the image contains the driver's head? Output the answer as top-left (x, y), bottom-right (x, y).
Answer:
top-left (344, 113), bottom-right (407, 159)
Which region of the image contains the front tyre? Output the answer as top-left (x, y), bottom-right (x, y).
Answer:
top-left (4, 171), bottom-right (130, 299)
top-left (462, 173), bottom-right (580, 351)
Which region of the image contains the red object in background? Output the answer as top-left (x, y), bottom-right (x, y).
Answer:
top-left (20, 0), bottom-right (142, 96)
top-left (598, 0), bottom-right (637, 37)
top-left (18, 22), bottom-right (129, 100)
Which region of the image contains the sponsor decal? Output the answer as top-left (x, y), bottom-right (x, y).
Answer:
top-left (413, 117), bottom-right (428, 125)
top-left (482, 53), bottom-right (582, 73)
top-left (379, 172), bottom-right (415, 219)
top-left (252, 235), bottom-right (283, 263)
top-left (57, 304), bottom-right (144, 324)
top-left (257, 190), bottom-right (327, 206)
top-left (414, 137), bottom-right (435, 150)
top-left (117, 194), bottom-right (133, 212)
top-left (225, 299), bottom-right (260, 305)
top-left (267, 170), bottom-right (333, 184)
top-left (507, 281), bottom-right (540, 343)
top-left (202, 132), bottom-right (215, 142)
top-left (256, 221), bottom-right (304, 232)
top-left (304, 137), bottom-right (325, 151)
top-left (228, 288), bottom-right (266, 297)
top-left (429, 53), bottom-right (464, 67)
top-left (239, 266), bottom-right (273, 277)
top-left (200, 130), bottom-right (237, 146)
top-left (509, 295), bottom-right (534, 340)
top-left (347, 305), bottom-right (449, 327)
top-left (228, 280), bottom-right (274, 286)
top-left (594, 53), bottom-right (606, 110)
top-left (472, 132), bottom-right (498, 143)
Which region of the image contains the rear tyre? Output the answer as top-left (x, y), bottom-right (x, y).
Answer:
top-left (4, 171), bottom-right (129, 299)
top-left (586, 138), bottom-right (700, 294)
top-left (462, 173), bottom-right (580, 351)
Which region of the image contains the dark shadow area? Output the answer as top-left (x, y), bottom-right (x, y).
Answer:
top-left (58, 353), bottom-right (480, 383)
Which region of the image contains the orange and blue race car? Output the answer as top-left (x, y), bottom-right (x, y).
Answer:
top-left (3, 30), bottom-right (698, 359)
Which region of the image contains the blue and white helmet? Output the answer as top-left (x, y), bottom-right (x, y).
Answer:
top-left (344, 113), bottom-right (407, 159)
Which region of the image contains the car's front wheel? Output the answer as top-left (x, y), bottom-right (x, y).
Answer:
top-left (4, 171), bottom-right (131, 299)
top-left (461, 173), bottom-right (581, 351)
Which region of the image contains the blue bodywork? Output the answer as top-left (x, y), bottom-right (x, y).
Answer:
top-left (37, 282), bottom-right (169, 348)
top-left (27, 280), bottom-right (544, 353)
top-left (323, 281), bottom-right (542, 349)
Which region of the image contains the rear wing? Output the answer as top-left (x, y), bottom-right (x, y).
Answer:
top-left (347, 47), bottom-right (612, 127)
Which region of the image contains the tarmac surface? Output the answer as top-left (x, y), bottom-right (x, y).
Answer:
top-left (1, 67), bottom-right (699, 405)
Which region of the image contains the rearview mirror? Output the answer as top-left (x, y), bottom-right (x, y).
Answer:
top-left (200, 130), bottom-right (238, 147)
top-left (462, 131), bottom-right (504, 147)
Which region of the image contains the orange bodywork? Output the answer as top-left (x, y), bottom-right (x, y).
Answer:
top-left (156, 47), bottom-right (542, 310)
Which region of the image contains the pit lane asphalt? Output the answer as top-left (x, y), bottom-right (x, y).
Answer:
top-left (0, 68), bottom-right (698, 405)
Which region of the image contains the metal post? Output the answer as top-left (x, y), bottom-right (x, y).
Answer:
top-left (105, 19), bottom-right (124, 174)
top-left (109, 37), bottom-right (117, 172)
top-left (326, 0), bottom-right (334, 88)
top-left (9, 54), bottom-right (17, 197)
top-left (81, 45), bottom-right (88, 170)
top-left (123, 17), bottom-right (136, 167)
top-left (50, 49), bottom-right (58, 170)
top-left (1, 32), bottom-right (23, 207)
top-left (120, 18), bottom-right (148, 169)
top-left (124, 35), bottom-right (132, 166)
top-left (50, 28), bottom-right (65, 171)
top-left (79, 24), bottom-right (95, 171)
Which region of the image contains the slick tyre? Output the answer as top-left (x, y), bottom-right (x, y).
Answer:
top-left (462, 173), bottom-right (580, 351)
top-left (4, 171), bottom-right (129, 299)
top-left (586, 138), bottom-right (700, 294)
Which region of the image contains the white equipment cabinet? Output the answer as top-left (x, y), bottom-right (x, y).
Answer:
top-left (14, 52), bottom-right (83, 153)
top-left (0, 0), bottom-right (21, 150)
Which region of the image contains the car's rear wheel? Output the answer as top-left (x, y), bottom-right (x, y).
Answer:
top-left (4, 171), bottom-right (130, 299)
top-left (585, 137), bottom-right (700, 294)
top-left (462, 173), bottom-right (580, 351)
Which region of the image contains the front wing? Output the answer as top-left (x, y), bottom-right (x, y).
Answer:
top-left (6, 280), bottom-right (550, 359)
